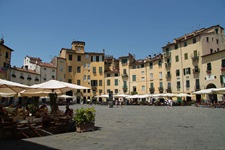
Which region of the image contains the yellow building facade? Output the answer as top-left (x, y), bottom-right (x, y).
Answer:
top-left (59, 41), bottom-right (105, 103)
top-left (0, 39), bottom-right (13, 80)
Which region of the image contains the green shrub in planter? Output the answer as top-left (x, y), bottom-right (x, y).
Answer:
top-left (74, 107), bottom-right (95, 125)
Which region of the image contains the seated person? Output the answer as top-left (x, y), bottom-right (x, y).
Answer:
top-left (64, 105), bottom-right (73, 118)
top-left (16, 105), bottom-right (25, 116)
top-left (0, 104), bottom-right (9, 120)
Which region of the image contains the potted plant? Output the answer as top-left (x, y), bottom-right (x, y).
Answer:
top-left (74, 107), bottom-right (95, 133)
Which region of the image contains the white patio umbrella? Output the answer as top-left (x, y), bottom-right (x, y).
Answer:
top-left (20, 80), bottom-right (89, 96)
top-left (0, 78), bottom-right (30, 97)
top-left (95, 94), bottom-right (109, 98)
top-left (212, 88), bottom-right (225, 94)
top-left (113, 94), bottom-right (130, 98)
top-left (176, 93), bottom-right (193, 97)
top-left (193, 88), bottom-right (216, 94)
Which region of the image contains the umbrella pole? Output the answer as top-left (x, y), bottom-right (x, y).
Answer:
top-left (49, 90), bottom-right (57, 114)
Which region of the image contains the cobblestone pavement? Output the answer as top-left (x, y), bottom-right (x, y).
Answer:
top-left (1, 104), bottom-right (225, 150)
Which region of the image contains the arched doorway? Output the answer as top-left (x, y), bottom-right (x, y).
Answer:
top-left (206, 83), bottom-right (217, 103)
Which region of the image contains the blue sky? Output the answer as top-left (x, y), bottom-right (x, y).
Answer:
top-left (1, 0), bottom-right (225, 67)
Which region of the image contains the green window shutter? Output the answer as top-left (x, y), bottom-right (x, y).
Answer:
top-left (220, 75), bottom-right (224, 84)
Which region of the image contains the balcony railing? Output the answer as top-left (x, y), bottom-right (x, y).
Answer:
top-left (91, 86), bottom-right (97, 90)
top-left (193, 68), bottom-right (200, 73)
top-left (149, 88), bottom-right (155, 93)
top-left (166, 87), bottom-right (172, 93)
top-left (163, 52), bottom-right (171, 58)
top-left (158, 87), bottom-right (164, 93)
top-left (165, 62), bottom-right (171, 67)
top-left (191, 56), bottom-right (199, 61)
top-left (122, 73), bottom-right (128, 78)
top-left (206, 70), bottom-right (211, 74)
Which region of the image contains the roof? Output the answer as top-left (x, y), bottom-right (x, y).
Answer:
top-left (0, 43), bottom-right (14, 51)
top-left (71, 41), bottom-right (85, 45)
top-left (11, 66), bottom-right (39, 75)
top-left (162, 24), bottom-right (224, 48)
top-left (26, 55), bottom-right (42, 63)
top-left (39, 62), bottom-right (56, 68)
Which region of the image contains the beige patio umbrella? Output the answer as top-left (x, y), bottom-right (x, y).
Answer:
top-left (20, 79), bottom-right (89, 96)
top-left (0, 78), bottom-right (30, 97)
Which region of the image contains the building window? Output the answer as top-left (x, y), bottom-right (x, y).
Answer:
top-left (176, 70), bottom-right (180, 76)
top-left (77, 80), bottom-right (81, 85)
top-left (177, 81), bottom-right (180, 88)
top-left (91, 80), bottom-right (98, 86)
top-left (149, 62), bottom-right (153, 69)
top-left (83, 75), bottom-right (86, 81)
top-left (142, 85), bottom-right (145, 91)
top-left (141, 71), bottom-right (144, 75)
top-left (195, 79), bottom-right (200, 89)
top-left (132, 75), bottom-right (136, 81)
top-left (175, 56), bottom-right (179, 62)
top-left (121, 58), bottom-right (127, 64)
top-left (99, 80), bottom-right (102, 86)
top-left (87, 63), bottom-right (90, 68)
top-left (183, 41), bottom-right (187, 47)
top-left (159, 72), bottom-right (162, 79)
top-left (107, 74), bottom-right (110, 77)
top-left (183, 68), bottom-right (191, 75)
top-left (193, 38), bottom-right (196, 43)
top-left (150, 73), bottom-right (153, 80)
top-left (115, 73), bottom-right (118, 77)
top-left (206, 37), bottom-right (209, 42)
top-left (68, 66), bottom-right (72, 72)
top-left (222, 59), bottom-right (225, 68)
top-left (107, 79), bottom-right (110, 86)
top-left (217, 39), bottom-right (219, 44)
top-left (96, 56), bottom-right (99, 62)
top-left (5, 52), bottom-right (9, 58)
top-left (85, 54), bottom-right (89, 59)
top-left (77, 66), bottom-right (81, 73)
top-left (132, 65), bottom-right (136, 69)
top-left (99, 67), bottom-right (102, 74)
top-left (150, 83), bottom-right (154, 88)
top-left (175, 44), bottom-right (178, 49)
top-left (210, 49), bottom-right (213, 53)
top-left (186, 80), bottom-right (190, 88)
top-left (115, 89), bottom-right (118, 94)
top-left (77, 55), bottom-right (81, 61)
top-left (123, 69), bottom-right (127, 74)
top-left (142, 77), bottom-right (145, 81)
top-left (69, 54), bottom-right (72, 61)
top-left (88, 75), bottom-right (90, 81)
top-left (84, 63), bottom-right (86, 68)
top-left (207, 63), bottom-right (212, 71)
top-left (158, 60), bottom-right (162, 67)
top-left (184, 53), bottom-right (188, 60)
top-left (68, 79), bottom-right (72, 83)
top-left (92, 67), bottom-right (96, 73)
top-left (115, 79), bottom-right (118, 86)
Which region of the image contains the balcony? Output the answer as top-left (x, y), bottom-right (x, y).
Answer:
top-left (158, 87), bottom-right (164, 93)
top-left (166, 74), bottom-right (171, 78)
top-left (166, 87), bottom-right (172, 93)
top-left (91, 86), bottom-right (97, 91)
top-left (122, 86), bottom-right (128, 92)
top-left (122, 73), bottom-right (128, 78)
top-left (163, 52), bottom-right (171, 58)
top-left (165, 62), bottom-right (171, 68)
top-left (191, 56), bottom-right (199, 61)
top-left (149, 87), bottom-right (155, 93)
top-left (193, 68), bottom-right (200, 73)
top-left (221, 67), bottom-right (225, 71)
top-left (206, 70), bottom-right (211, 74)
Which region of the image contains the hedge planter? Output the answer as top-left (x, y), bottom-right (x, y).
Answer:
top-left (76, 123), bottom-right (95, 133)
top-left (74, 107), bottom-right (95, 133)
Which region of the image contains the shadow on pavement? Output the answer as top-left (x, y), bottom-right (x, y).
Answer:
top-left (0, 139), bottom-right (59, 150)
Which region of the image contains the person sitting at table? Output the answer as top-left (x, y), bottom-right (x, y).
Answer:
top-left (64, 105), bottom-right (73, 118)
top-left (52, 105), bottom-right (63, 116)
top-left (16, 105), bottom-right (25, 116)
top-left (35, 108), bottom-right (42, 118)
top-left (25, 106), bottom-right (31, 116)
top-left (0, 104), bottom-right (9, 120)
